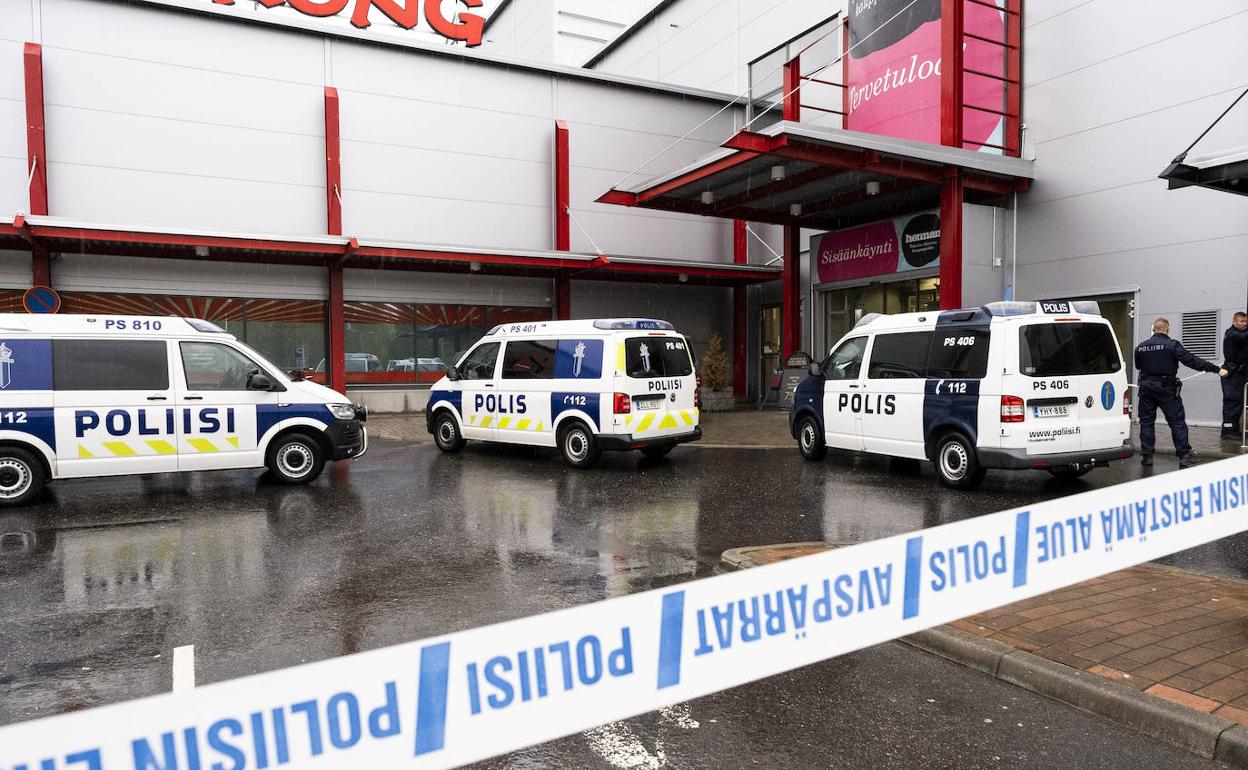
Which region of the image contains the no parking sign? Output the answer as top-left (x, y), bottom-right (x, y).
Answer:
top-left (22, 286), bottom-right (60, 314)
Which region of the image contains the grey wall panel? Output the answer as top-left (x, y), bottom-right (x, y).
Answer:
top-left (54, 254), bottom-right (328, 299)
top-left (1, 0), bottom-right (33, 44)
top-left (41, 0), bottom-right (326, 84)
top-left (0, 156), bottom-right (25, 216)
top-left (344, 268), bottom-right (551, 306)
top-left (0, 249), bottom-right (30, 288)
top-left (962, 203), bottom-right (1008, 308)
top-left (343, 189), bottom-right (549, 249)
top-left (1, 39), bottom-right (29, 217)
top-left (0, 38), bottom-right (23, 99)
top-left (571, 280), bottom-right (731, 356)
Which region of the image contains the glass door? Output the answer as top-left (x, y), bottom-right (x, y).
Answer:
top-left (760, 305), bottom-right (782, 394)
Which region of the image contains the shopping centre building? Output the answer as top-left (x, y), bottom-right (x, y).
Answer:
top-left (2, 0), bottom-right (1245, 421)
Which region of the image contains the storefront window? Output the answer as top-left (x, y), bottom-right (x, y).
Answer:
top-left (59, 292), bottom-right (326, 376)
top-left (343, 303), bottom-right (550, 385)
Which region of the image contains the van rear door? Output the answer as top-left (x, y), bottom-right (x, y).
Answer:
top-left (1013, 320), bottom-right (1128, 454)
top-left (617, 334), bottom-right (698, 438)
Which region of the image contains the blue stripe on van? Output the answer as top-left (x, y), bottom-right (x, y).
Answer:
top-left (921, 310), bottom-right (991, 455)
top-left (0, 339), bottom-right (53, 391)
top-left (429, 390), bottom-right (462, 415)
top-left (256, 403), bottom-right (333, 443)
top-left (1, 407), bottom-right (55, 451)
top-left (551, 393), bottom-right (599, 430)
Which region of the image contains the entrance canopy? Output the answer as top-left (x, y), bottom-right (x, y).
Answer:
top-left (1159, 146), bottom-right (1248, 198)
top-left (598, 121), bottom-right (1035, 231)
top-left (0, 215), bottom-right (780, 288)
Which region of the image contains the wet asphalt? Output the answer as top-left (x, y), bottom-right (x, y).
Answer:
top-left (0, 439), bottom-right (1240, 768)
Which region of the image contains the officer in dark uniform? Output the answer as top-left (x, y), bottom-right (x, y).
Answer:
top-left (1222, 311), bottom-right (1248, 439)
top-left (1134, 317), bottom-right (1227, 468)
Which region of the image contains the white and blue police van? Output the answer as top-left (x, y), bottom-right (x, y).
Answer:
top-left (791, 301), bottom-right (1133, 489)
top-left (426, 319), bottom-right (701, 468)
top-left (0, 313), bottom-right (367, 506)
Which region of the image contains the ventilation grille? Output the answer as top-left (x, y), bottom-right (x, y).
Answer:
top-left (1181, 310), bottom-right (1219, 359)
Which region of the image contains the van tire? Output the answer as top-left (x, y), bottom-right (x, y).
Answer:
top-left (933, 432), bottom-right (986, 490)
top-left (266, 433), bottom-right (325, 485)
top-left (797, 416), bottom-right (827, 461)
top-left (559, 422), bottom-right (601, 469)
top-left (0, 447), bottom-right (46, 507)
top-left (433, 411), bottom-right (466, 453)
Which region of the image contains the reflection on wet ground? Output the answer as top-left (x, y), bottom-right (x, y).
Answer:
top-left (0, 439), bottom-right (1243, 732)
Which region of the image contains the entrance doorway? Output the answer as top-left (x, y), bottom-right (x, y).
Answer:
top-left (761, 304), bottom-right (782, 394)
top-left (822, 277), bottom-right (940, 350)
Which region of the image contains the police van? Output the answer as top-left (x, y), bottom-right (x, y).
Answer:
top-left (0, 314), bottom-right (368, 506)
top-left (426, 319), bottom-right (701, 468)
top-left (791, 301), bottom-right (1133, 489)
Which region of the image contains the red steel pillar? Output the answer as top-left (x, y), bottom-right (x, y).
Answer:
top-left (554, 119), bottom-right (572, 319)
top-left (24, 43), bottom-right (50, 287)
top-left (732, 220), bottom-right (748, 397)
top-left (782, 225), bottom-right (801, 358)
top-left (782, 56), bottom-right (801, 123)
top-left (1005, 0), bottom-right (1023, 156)
top-left (939, 170), bottom-right (964, 310)
top-left (940, 0), bottom-right (964, 149)
top-left (324, 87), bottom-right (347, 393)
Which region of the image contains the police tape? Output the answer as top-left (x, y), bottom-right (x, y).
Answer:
top-left (6, 455), bottom-right (1248, 770)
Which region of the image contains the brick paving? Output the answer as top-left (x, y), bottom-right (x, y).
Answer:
top-left (952, 563), bottom-right (1248, 726)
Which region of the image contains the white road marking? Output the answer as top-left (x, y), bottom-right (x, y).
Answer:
top-left (659, 703), bottom-right (699, 729)
top-left (583, 722), bottom-right (664, 770)
top-left (172, 645), bottom-right (195, 692)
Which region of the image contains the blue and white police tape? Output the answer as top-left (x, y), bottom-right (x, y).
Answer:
top-left (5, 455), bottom-right (1248, 770)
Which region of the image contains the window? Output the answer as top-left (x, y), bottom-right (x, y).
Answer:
top-left (503, 340), bottom-right (557, 380)
top-left (927, 329), bottom-right (990, 379)
top-left (867, 332), bottom-right (932, 379)
top-left (458, 342), bottom-right (500, 380)
top-left (823, 337), bottom-right (867, 381)
top-left (52, 339), bottom-right (168, 391)
top-left (1020, 323), bottom-right (1121, 377)
top-left (625, 337), bottom-right (693, 378)
top-left (180, 342), bottom-right (269, 391)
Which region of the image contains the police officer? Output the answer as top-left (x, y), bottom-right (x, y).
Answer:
top-left (1135, 317), bottom-right (1228, 467)
top-left (1222, 311), bottom-right (1248, 439)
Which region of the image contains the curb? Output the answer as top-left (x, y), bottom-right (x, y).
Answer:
top-left (720, 546), bottom-right (1248, 764)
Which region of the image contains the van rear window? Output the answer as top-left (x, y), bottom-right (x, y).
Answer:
top-left (53, 339), bottom-right (168, 390)
top-left (1020, 323), bottom-right (1121, 377)
top-left (625, 337), bottom-right (692, 378)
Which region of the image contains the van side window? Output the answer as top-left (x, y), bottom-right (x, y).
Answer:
top-left (927, 329), bottom-right (989, 379)
top-left (502, 340), bottom-right (557, 380)
top-left (180, 342), bottom-right (267, 391)
top-left (867, 332), bottom-right (932, 379)
top-left (823, 337), bottom-right (867, 381)
top-left (458, 342), bottom-right (500, 380)
top-left (52, 339), bottom-right (169, 390)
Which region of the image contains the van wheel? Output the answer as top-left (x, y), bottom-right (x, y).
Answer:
top-left (433, 412), bottom-right (466, 453)
top-left (0, 447), bottom-right (46, 507)
top-left (267, 433), bottom-right (325, 485)
top-left (797, 416), bottom-right (827, 461)
top-left (641, 445), bottom-right (673, 459)
top-left (934, 432), bottom-right (986, 490)
top-left (1047, 466), bottom-right (1092, 480)
top-left (559, 422), bottom-right (601, 469)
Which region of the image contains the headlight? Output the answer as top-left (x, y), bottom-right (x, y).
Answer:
top-left (329, 404), bottom-right (356, 420)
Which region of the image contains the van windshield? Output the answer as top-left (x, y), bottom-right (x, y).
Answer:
top-left (625, 337), bottom-right (693, 378)
top-left (1020, 323), bottom-right (1121, 377)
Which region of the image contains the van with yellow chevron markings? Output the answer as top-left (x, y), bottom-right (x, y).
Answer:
top-left (427, 319), bottom-right (701, 468)
top-left (0, 313), bottom-right (368, 506)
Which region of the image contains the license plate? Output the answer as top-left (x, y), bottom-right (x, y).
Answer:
top-left (1034, 405), bottom-right (1069, 418)
top-left (636, 398), bottom-right (662, 411)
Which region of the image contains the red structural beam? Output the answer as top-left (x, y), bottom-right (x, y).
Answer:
top-left (782, 226), bottom-right (801, 359)
top-left (939, 170), bottom-right (964, 310)
top-left (1005, 0), bottom-right (1023, 157)
top-left (23, 43), bottom-right (47, 217)
top-left (554, 119), bottom-right (570, 250)
top-left (324, 87), bottom-right (342, 236)
top-left (940, 0), bottom-right (964, 149)
top-left (636, 151), bottom-right (762, 203)
top-left (783, 56), bottom-right (801, 123)
top-left (732, 219), bottom-right (747, 398)
top-left (328, 256), bottom-right (346, 394)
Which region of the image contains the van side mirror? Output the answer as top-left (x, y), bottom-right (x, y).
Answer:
top-left (808, 362), bottom-right (823, 378)
top-left (446, 365), bottom-right (460, 382)
top-left (247, 372), bottom-right (274, 391)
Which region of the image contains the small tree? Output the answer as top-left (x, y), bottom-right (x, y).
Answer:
top-left (701, 333), bottom-right (730, 392)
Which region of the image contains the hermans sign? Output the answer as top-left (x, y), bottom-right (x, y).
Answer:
top-left (847, 0), bottom-right (1005, 151)
top-left (812, 210), bottom-right (939, 285)
top-left (205, 0), bottom-right (486, 45)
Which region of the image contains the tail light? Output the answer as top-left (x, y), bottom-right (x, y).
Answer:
top-left (695, 375), bottom-right (702, 409)
top-left (1000, 395), bottom-right (1025, 423)
top-left (1123, 388), bottom-right (1132, 416)
top-left (613, 392), bottom-right (631, 414)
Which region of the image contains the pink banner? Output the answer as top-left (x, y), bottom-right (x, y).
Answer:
top-left (815, 220), bottom-right (900, 284)
top-left (846, 0), bottom-right (1005, 151)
